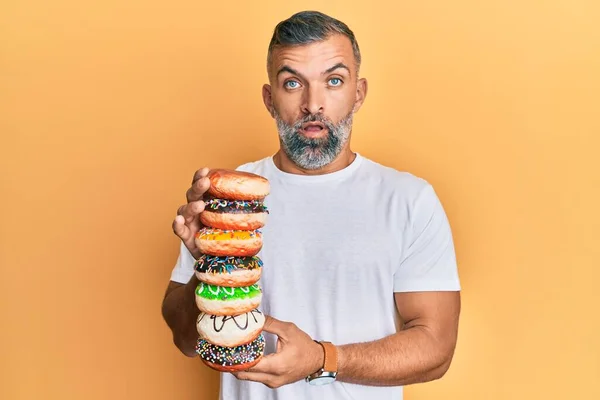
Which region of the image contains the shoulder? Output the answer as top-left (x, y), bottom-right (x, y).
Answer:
top-left (234, 156), bottom-right (271, 175)
top-left (358, 155), bottom-right (433, 202)
top-left (359, 157), bottom-right (454, 249)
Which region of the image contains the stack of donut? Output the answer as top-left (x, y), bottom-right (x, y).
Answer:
top-left (193, 169), bottom-right (270, 372)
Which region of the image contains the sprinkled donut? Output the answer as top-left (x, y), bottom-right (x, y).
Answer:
top-left (195, 227), bottom-right (263, 257)
top-left (200, 197), bottom-right (269, 231)
top-left (196, 333), bottom-right (266, 372)
top-left (194, 254), bottom-right (262, 287)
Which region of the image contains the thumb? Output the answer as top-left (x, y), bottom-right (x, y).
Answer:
top-left (261, 315), bottom-right (292, 339)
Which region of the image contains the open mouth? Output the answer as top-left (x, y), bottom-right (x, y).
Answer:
top-left (300, 122), bottom-right (326, 136)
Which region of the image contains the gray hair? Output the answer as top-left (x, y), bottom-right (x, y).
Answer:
top-left (266, 11), bottom-right (361, 77)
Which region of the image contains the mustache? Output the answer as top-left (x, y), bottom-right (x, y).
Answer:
top-left (290, 114), bottom-right (334, 130)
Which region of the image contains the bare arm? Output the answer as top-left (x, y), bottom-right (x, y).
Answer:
top-left (336, 291), bottom-right (461, 386)
top-left (161, 277), bottom-right (201, 357)
top-left (234, 290), bottom-right (460, 388)
top-left (161, 166), bottom-right (212, 357)
top-left (334, 184), bottom-right (462, 385)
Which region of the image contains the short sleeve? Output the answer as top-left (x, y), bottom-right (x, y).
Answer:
top-left (393, 184), bottom-right (461, 292)
top-left (169, 241), bottom-right (196, 284)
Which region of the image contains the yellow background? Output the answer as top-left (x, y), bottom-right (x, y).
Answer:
top-left (2, 0), bottom-right (599, 399)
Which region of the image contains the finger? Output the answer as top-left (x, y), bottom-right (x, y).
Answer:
top-left (244, 353), bottom-right (281, 374)
top-left (187, 212), bottom-right (203, 235)
top-left (192, 167), bottom-right (210, 184)
top-left (261, 316), bottom-right (293, 339)
top-left (186, 176), bottom-right (211, 203)
top-left (232, 371), bottom-right (276, 387)
top-left (172, 215), bottom-right (190, 241)
top-left (173, 215), bottom-right (201, 258)
top-left (179, 200), bottom-right (205, 223)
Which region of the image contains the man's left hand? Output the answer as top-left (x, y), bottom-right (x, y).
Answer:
top-left (232, 316), bottom-right (324, 388)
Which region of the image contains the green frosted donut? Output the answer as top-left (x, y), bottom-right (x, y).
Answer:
top-left (195, 282), bottom-right (261, 301)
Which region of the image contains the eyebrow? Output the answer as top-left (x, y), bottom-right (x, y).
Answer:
top-left (276, 62), bottom-right (351, 79)
top-left (277, 65), bottom-right (301, 78)
top-left (324, 62), bottom-right (350, 76)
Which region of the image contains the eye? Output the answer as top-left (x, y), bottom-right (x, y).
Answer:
top-left (284, 80), bottom-right (300, 89)
top-left (328, 78), bottom-right (343, 86)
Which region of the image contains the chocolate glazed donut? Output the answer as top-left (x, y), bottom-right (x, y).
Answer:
top-left (200, 198), bottom-right (268, 230)
top-left (194, 254), bottom-right (263, 287)
top-left (196, 333), bottom-right (266, 372)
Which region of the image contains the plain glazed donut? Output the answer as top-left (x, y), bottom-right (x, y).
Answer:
top-left (196, 308), bottom-right (265, 347)
top-left (206, 169), bottom-right (270, 201)
top-left (195, 228), bottom-right (262, 257)
top-left (196, 333), bottom-right (265, 372)
top-left (194, 254), bottom-right (262, 287)
top-left (195, 282), bottom-right (262, 316)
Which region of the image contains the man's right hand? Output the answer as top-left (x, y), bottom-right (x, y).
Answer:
top-left (172, 167), bottom-right (211, 259)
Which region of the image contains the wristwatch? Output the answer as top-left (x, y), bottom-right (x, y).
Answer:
top-left (306, 340), bottom-right (338, 385)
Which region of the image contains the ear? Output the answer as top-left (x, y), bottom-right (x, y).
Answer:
top-left (262, 84), bottom-right (275, 118)
top-left (352, 77), bottom-right (368, 113)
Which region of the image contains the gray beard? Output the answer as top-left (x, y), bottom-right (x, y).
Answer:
top-left (274, 110), bottom-right (354, 170)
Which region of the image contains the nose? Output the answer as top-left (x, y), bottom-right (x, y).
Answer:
top-left (301, 85), bottom-right (324, 115)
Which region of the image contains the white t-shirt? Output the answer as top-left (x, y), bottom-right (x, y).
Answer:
top-left (170, 152), bottom-right (461, 400)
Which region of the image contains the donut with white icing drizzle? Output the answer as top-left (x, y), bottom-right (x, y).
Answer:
top-left (196, 308), bottom-right (265, 347)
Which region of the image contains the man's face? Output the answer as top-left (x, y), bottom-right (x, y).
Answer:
top-left (263, 34), bottom-right (367, 170)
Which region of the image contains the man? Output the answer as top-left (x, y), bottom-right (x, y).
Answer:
top-left (162, 10), bottom-right (461, 400)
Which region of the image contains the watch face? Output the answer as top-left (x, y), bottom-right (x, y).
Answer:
top-left (308, 376), bottom-right (336, 386)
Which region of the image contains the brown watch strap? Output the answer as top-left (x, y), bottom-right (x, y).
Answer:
top-left (318, 341), bottom-right (338, 372)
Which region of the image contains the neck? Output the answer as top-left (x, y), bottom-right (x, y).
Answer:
top-left (273, 145), bottom-right (356, 176)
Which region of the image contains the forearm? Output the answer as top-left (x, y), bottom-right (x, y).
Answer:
top-left (336, 326), bottom-right (453, 386)
top-left (161, 276), bottom-right (200, 357)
